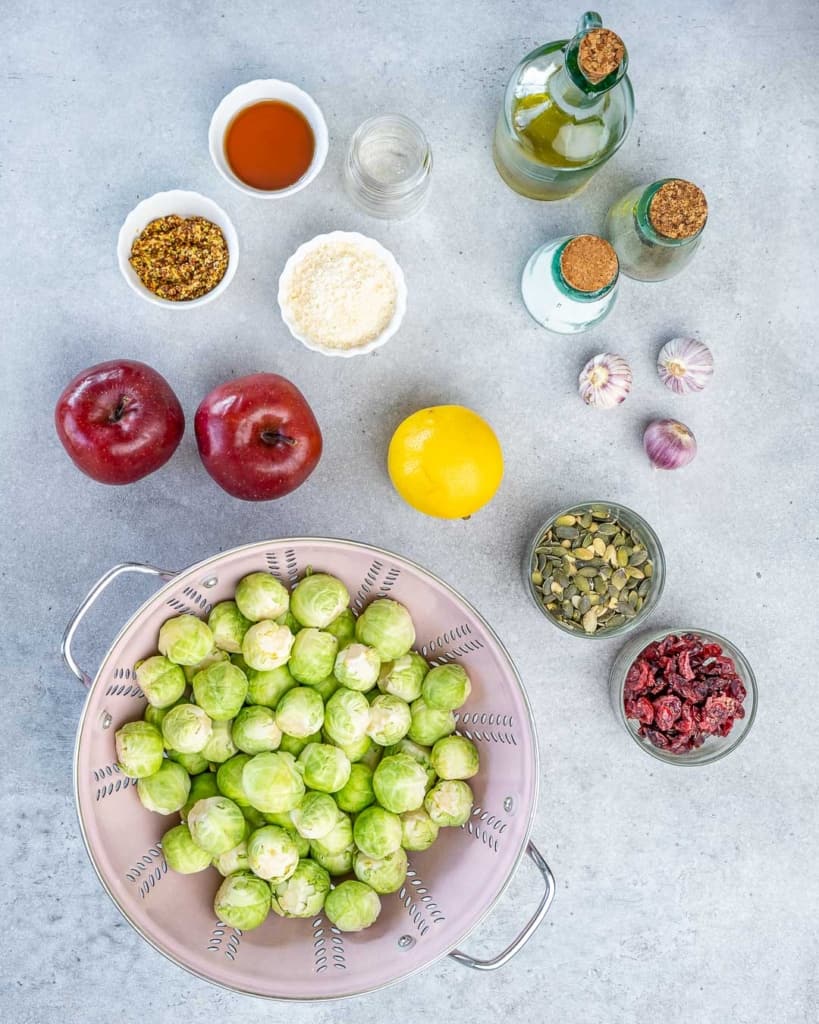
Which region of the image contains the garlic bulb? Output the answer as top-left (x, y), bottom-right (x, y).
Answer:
top-left (657, 337), bottom-right (713, 395)
top-left (578, 353), bottom-right (632, 409)
top-left (643, 419), bottom-right (697, 470)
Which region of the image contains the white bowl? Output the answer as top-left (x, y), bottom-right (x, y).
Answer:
top-left (208, 79), bottom-right (328, 198)
top-left (277, 230), bottom-right (408, 358)
top-left (117, 190), bottom-right (239, 309)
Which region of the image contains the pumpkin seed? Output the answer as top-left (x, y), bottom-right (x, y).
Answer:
top-left (555, 526), bottom-right (579, 540)
top-left (582, 609), bottom-right (598, 633)
top-left (594, 575), bottom-right (608, 595)
top-left (578, 595), bottom-right (592, 614)
top-left (616, 546), bottom-right (630, 567)
top-left (531, 571), bottom-right (543, 586)
top-left (629, 548), bottom-right (648, 566)
top-left (575, 575), bottom-right (591, 594)
top-left (554, 514), bottom-right (577, 527)
top-left (562, 600), bottom-right (574, 618)
top-left (578, 512), bottom-right (593, 529)
top-left (577, 567), bottom-right (597, 578)
top-left (574, 546), bottom-right (595, 561)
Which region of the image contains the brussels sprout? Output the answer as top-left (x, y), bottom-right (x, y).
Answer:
top-left (329, 732), bottom-right (372, 764)
top-left (212, 839), bottom-right (250, 877)
top-left (234, 572), bottom-right (290, 622)
top-left (262, 810), bottom-right (298, 829)
top-left (384, 737), bottom-right (436, 789)
top-left (335, 762), bottom-right (375, 814)
top-left (334, 643), bottom-right (381, 692)
top-left (242, 751), bottom-right (305, 813)
top-left (307, 675), bottom-right (340, 702)
top-left (214, 872), bottom-right (271, 931)
top-left (309, 813), bottom-right (354, 857)
top-left (288, 826), bottom-right (311, 858)
top-left (115, 721), bottom-right (164, 778)
top-left (162, 823), bottom-right (212, 874)
top-left (232, 705), bottom-right (282, 754)
top-left (422, 663), bottom-right (472, 711)
top-left (324, 880), bottom-right (381, 932)
top-left (323, 687), bottom-right (370, 747)
top-left (230, 651), bottom-right (251, 671)
top-left (324, 608), bottom-right (356, 647)
top-left (290, 792), bottom-right (340, 840)
top-left (372, 753), bottom-right (427, 814)
top-left (216, 754), bottom-right (253, 807)
top-left (309, 842), bottom-right (355, 877)
top-left (181, 771), bottom-right (220, 820)
top-left (208, 601), bottom-right (252, 654)
top-left (242, 621), bottom-right (295, 672)
top-left (144, 693), bottom-right (187, 729)
top-left (270, 858), bottom-right (331, 918)
top-left (290, 573), bottom-right (350, 628)
top-left (137, 759), bottom-right (190, 815)
top-left (200, 719), bottom-right (238, 764)
top-left (182, 648), bottom-right (229, 683)
top-left (192, 662), bottom-right (248, 721)
top-left (158, 614), bottom-right (214, 666)
top-left (430, 735), bottom-right (479, 780)
top-left (275, 686), bottom-right (324, 738)
top-left (355, 599), bottom-right (415, 661)
top-left (407, 698), bottom-right (456, 746)
top-left (161, 703), bottom-right (213, 753)
top-left (187, 796), bottom-right (246, 855)
top-left (168, 748), bottom-right (210, 775)
top-left (359, 741), bottom-right (384, 771)
top-left (367, 694), bottom-right (412, 746)
top-left (276, 609), bottom-right (303, 635)
top-left (136, 655), bottom-right (187, 708)
top-left (353, 805), bottom-right (402, 859)
top-left (353, 847), bottom-right (408, 894)
top-left (424, 780), bottom-right (473, 827)
top-left (377, 651), bottom-right (429, 702)
top-left (278, 730), bottom-right (322, 758)
top-left (246, 664), bottom-right (296, 708)
top-left (298, 743), bottom-right (351, 794)
top-left (289, 628), bottom-right (338, 685)
top-left (246, 825), bottom-right (299, 882)
top-left (400, 807), bottom-right (440, 851)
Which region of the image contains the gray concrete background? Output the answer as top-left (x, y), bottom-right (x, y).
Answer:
top-left (2, 1), bottom-right (817, 1021)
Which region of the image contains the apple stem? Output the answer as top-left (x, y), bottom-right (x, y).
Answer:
top-left (260, 429), bottom-right (297, 447)
top-left (109, 396), bottom-right (130, 423)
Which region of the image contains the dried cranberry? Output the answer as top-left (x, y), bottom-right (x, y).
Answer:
top-left (677, 650), bottom-right (695, 680)
top-left (634, 697), bottom-right (654, 725)
top-left (675, 702), bottom-right (697, 736)
top-left (643, 728), bottom-right (670, 750)
top-left (653, 695), bottom-right (682, 731)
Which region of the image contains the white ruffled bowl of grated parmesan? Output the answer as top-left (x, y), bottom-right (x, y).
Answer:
top-left (277, 231), bottom-right (407, 357)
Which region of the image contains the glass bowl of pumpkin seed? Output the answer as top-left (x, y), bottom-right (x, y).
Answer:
top-left (526, 501), bottom-right (665, 639)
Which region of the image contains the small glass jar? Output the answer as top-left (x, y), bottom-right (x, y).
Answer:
top-left (521, 234), bottom-right (619, 334)
top-left (344, 114), bottom-right (432, 219)
top-left (609, 628), bottom-right (758, 765)
top-left (605, 178), bottom-right (708, 281)
top-left (525, 501), bottom-right (666, 640)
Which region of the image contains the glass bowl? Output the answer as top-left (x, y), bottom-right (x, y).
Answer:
top-left (609, 628), bottom-right (758, 766)
top-left (525, 501), bottom-right (665, 640)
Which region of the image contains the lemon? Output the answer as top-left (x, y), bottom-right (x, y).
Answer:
top-left (387, 405), bottom-right (504, 519)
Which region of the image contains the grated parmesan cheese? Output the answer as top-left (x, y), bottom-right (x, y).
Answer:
top-left (283, 241), bottom-right (398, 350)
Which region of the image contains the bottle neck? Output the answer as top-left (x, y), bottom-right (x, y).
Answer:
top-left (635, 181), bottom-right (706, 249)
top-left (551, 239), bottom-right (618, 302)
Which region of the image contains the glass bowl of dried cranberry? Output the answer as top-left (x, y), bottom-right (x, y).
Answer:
top-left (610, 629), bottom-right (757, 765)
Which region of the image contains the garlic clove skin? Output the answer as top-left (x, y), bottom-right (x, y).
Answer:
top-left (578, 353), bottom-right (633, 409)
top-left (657, 337), bottom-right (714, 395)
top-left (643, 419), bottom-right (697, 470)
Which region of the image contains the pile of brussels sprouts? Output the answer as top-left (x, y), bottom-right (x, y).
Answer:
top-left (114, 570), bottom-right (479, 933)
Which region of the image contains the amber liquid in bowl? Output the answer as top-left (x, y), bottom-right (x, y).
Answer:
top-left (224, 100), bottom-right (315, 191)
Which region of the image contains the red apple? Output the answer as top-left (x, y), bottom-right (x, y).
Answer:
top-left (194, 373), bottom-right (322, 501)
top-left (55, 360), bottom-right (185, 484)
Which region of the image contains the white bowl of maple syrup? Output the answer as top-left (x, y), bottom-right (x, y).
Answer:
top-left (209, 79), bottom-right (329, 198)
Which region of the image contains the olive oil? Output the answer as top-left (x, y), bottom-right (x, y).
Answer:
top-left (511, 92), bottom-right (611, 170)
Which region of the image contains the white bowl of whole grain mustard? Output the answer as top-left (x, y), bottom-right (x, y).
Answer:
top-left (277, 231), bottom-right (407, 357)
top-left (117, 190), bottom-right (239, 309)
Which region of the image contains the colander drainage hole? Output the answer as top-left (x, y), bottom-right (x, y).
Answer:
top-left (503, 796), bottom-right (515, 813)
top-left (201, 576), bottom-right (218, 588)
top-left (398, 935), bottom-right (415, 950)
top-left (99, 711), bottom-right (112, 730)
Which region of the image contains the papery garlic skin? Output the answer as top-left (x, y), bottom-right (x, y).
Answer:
top-left (578, 353), bottom-right (633, 409)
top-left (657, 337), bottom-right (714, 395)
top-left (643, 419), bottom-right (697, 470)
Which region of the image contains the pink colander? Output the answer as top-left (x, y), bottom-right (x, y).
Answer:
top-left (63, 538), bottom-right (554, 1000)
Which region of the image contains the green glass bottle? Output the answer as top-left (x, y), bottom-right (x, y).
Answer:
top-left (493, 11), bottom-right (634, 200)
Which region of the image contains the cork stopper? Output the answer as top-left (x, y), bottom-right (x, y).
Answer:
top-left (649, 180), bottom-right (708, 239)
top-left (560, 235), bottom-right (619, 293)
top-left (578, 28), bottom-right (625, 83)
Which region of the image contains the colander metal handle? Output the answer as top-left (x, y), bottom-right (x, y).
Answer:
top-left (448, 840), bottom-right (555, 971)
top-left (61, 562), bottom-right (176, 688)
